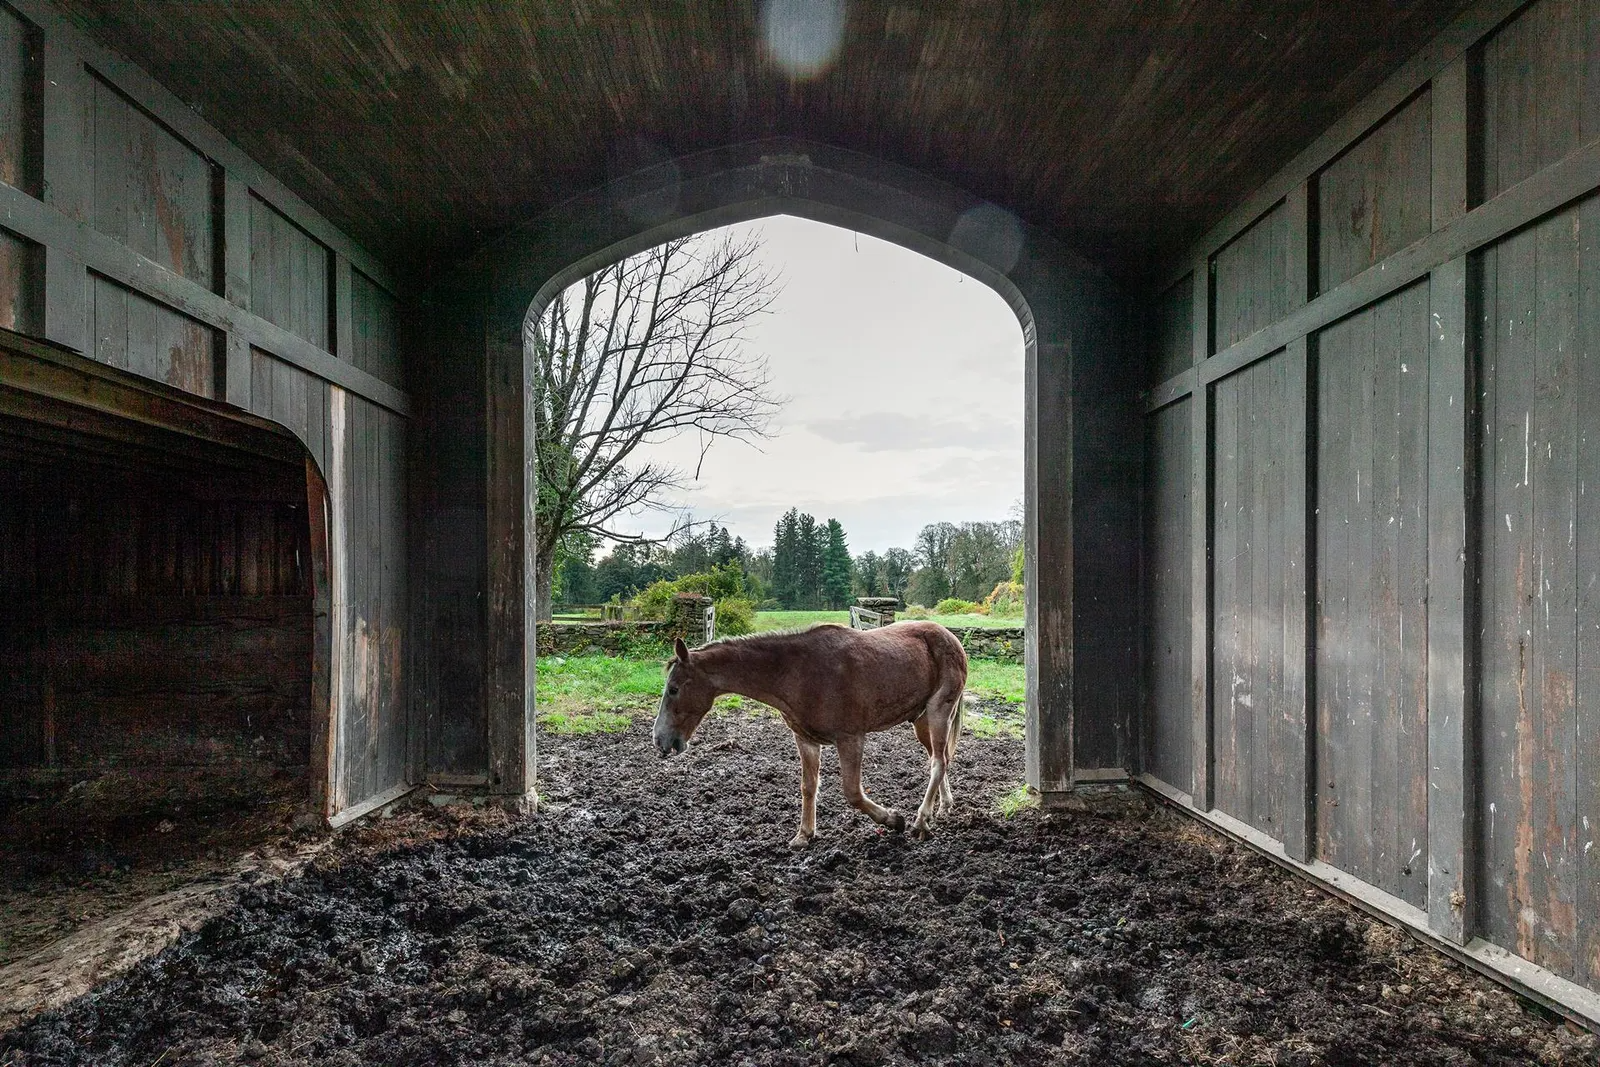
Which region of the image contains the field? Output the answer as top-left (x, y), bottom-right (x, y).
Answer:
top-left (535, 651), bottom-right (1027, 738)
top-left (751, 609), bottom-right (1020, 631)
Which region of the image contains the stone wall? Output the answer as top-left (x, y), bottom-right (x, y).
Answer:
top-left (951, 627), bottom-right (1026, 664)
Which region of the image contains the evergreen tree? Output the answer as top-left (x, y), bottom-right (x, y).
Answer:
top-left (822, 519), bottom-right (853, 608)
top-left (772, 509), bottom-right (801, 608)
top-left (795, 512), bottom-right (821, 609)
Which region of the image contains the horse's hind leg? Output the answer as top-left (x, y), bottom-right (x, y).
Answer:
top-left (911, 688), bottom-right (960, 839)
top-left (791, 736), bottom-right (822, 850)
top-left (915, 716), bottom-right (954, 816)
top-left (836, 734), bottom-right (905, 832)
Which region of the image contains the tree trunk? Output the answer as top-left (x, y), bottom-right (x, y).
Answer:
top-left (534, 546), bottom-right (556, 623)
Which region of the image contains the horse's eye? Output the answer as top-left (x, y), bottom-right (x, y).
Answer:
top-left (668, 686), bottom-right (680, 697)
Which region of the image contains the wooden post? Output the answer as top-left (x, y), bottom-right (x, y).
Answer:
top-left (1189, 258), bottom-right (1214, 811)
top-left (1426, 53), bottom-right (1475, 947)
top-left (40, 41), bottom-right (87, 352)
top-left (485, 323), bottom-right (534, 799)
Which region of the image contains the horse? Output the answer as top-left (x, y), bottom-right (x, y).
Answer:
top-left (651, 621), bottom-right (968, 846)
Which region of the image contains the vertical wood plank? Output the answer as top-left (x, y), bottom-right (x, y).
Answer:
top-left (1576, 193), bottom-right (1600, 989)
top-left (222, 171), bottom-right (250, 309)
top-left (1190, 259), bottom-right (1214, 810)
top-left (1433, 56), bottom-right (1471, 229)
top-left (1428, 254), bottom-right (1473, 945)
top-left (1283, 336), bottom-right (1311, 861)
top-left (334, 253), bottom-right (353, 360)
top-left (40, 42), bottom-right (86, 351)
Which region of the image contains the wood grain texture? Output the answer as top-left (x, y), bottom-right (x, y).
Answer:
top-left (91, 273), bottom-right (217, 398)
top-left (0, 432), bottom-right (312, 771)
top-left (1313, 281), bottom-right (1431, 908)
top-left (249, 193), bottom-right (329, 352)
top-left (88, 71), bottom-right (215, 288)
top-left (1316, 88), bottom-right (1433, 293)
top-left (44, 0), bottom-right (1472, 285)
top-left (1143, 397), bottom-right (1191, 791)
top-left (1211, 202), bottom-right (1291, 352)
top-left (1150, 274), bottom-right (1193, 386)
top-left (1210, 349), bottom-right (1294, 839)
top-left (1475, 192), bottom-right (1599, 988)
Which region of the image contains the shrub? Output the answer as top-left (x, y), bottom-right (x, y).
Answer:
top-left (631, 565), bottom-right (754, 636)
top-left (982, 580), bottom-right (1025, 618)
top-left (711, 597), bottom-right (753, 636)
top-left (935, 597), bottom-right (984, 616)
top-left (903, 604), bottom-right (932, 619)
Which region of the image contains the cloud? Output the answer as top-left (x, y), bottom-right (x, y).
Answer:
top-left (804, 411), bottom-right (1019, 453)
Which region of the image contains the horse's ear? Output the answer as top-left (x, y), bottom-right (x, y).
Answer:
top-left (674, 637), bottom-right (691, 664)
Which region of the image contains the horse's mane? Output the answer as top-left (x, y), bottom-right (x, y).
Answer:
top-left (700, 622), bottom-right (848, 649)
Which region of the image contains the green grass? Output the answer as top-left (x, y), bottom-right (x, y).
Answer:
top-left (535, 654), bottom-right (666, 714)
top-left (995, 784), bottom-right (1040, 818)
top-left (965, 658), bottom-right (1025, 704)
top-left (538, 708), bottom-right (634, 735)
top-left (751, 610), bottom-right (1024, 632)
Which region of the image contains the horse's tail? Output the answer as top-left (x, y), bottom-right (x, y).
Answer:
top-left (947, 692), bottom-right (966, 762)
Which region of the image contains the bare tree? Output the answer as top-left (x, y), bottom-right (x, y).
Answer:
top-left (528, 230), bottom-right (783, 620)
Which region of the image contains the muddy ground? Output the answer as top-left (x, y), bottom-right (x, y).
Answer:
top-left (2, 706), bottom-right (1595, 1066)
top-left (0, 765), bottom-right (306, 968)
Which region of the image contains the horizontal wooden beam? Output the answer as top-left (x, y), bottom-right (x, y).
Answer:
top-left (8, 0), bottom-right (399, 298)
top-left (0, 335), bottom-right (309, 466)
top-left (1146, 128), bottom-right (1600, 402)
top-left (1154, 0), bottom-right (1527, 294)
top-left (0, 180), bottom-right (410, 416)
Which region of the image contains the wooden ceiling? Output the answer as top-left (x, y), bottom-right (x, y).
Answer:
top-left (54, 0), bottom-right (1471, 288)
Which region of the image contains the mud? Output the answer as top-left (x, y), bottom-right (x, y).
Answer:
top-left (2, 710), bottom-right (1593, 1066)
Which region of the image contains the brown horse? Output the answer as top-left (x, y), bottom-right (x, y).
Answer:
top-left (652, 621), bottom-right (968, 846)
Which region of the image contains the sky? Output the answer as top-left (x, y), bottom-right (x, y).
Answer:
top-left (614, 214), bottom-right (1024, 555)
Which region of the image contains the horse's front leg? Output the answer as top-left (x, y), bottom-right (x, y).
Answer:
top-left (790, 735), bottom-right (822, 850)
top-left (836, 734), bottom-right (905, 832)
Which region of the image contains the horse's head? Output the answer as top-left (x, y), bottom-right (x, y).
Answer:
top-left (653, 638), bottom-right (715, 757)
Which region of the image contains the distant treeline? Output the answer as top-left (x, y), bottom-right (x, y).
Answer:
top-left (553, 513), bottom-right (1022, 611)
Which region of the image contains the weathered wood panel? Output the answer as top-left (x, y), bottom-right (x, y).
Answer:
top-left (1315, 89), bottom-right (1432, 293)
top-left (1151, 274), bottom-right (1193, 386)
top-left (91, 274), bottom-right (217, 398)
top-left (0, 3), bottom-right (38, 197)
top-left (331, 391), bottom-right (407, 807)
top-left (1478, 0), bottom-right (1600, 204)
top-left (250, 193), bottom-right (330, 351)
top-left (1143, 397), bottom-right (1191, 790)
top-left (88, 72), bottom-right (214, 287)
top-left (1476, 196), bottom-right (1600, 988)
top-left (1313, 281), bottom-right (1431, 908)
top-left (248, 344), bottom-right (326, 472)
top-left (0, 225), bottom-right (40, 333)
top-left (1210, 350), bottom-right (1293, 836)
top-left (1211, 201), bottom-right (1292, 353)
top-left (0, 453), bottom-right (311, 770)
top-left (349, 266), bottom-right (398, 385)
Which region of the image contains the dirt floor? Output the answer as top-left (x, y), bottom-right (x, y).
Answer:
top-left (2, 706), bottom-right (1596, 1066)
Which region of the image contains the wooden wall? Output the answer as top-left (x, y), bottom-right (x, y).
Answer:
top-left (0, 450), bottom-right (312, 770)
top-left (0, 0), bottom-right (409, 820)
top-left (1138, 0), bottom-right (1600, 1020)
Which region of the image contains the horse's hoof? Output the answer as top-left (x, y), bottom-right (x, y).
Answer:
top-left (887, 811), bottom-right (906, 833)
top-left (788, 833), bottom-right (814, 851)
top-left (912, 822), bottom-right (933, 841)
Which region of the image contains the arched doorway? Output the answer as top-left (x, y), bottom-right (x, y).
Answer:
top-left (412, 139), bottom-right (1141, 802)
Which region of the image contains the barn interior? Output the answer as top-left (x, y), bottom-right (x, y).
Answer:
top-left (0, 336), bottom-right (320, 964)
top-left (0, 0), bottom-right (1595, 1041)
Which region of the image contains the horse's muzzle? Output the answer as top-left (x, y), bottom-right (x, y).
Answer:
top-left (654, 730), bottom-right (686, 758)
